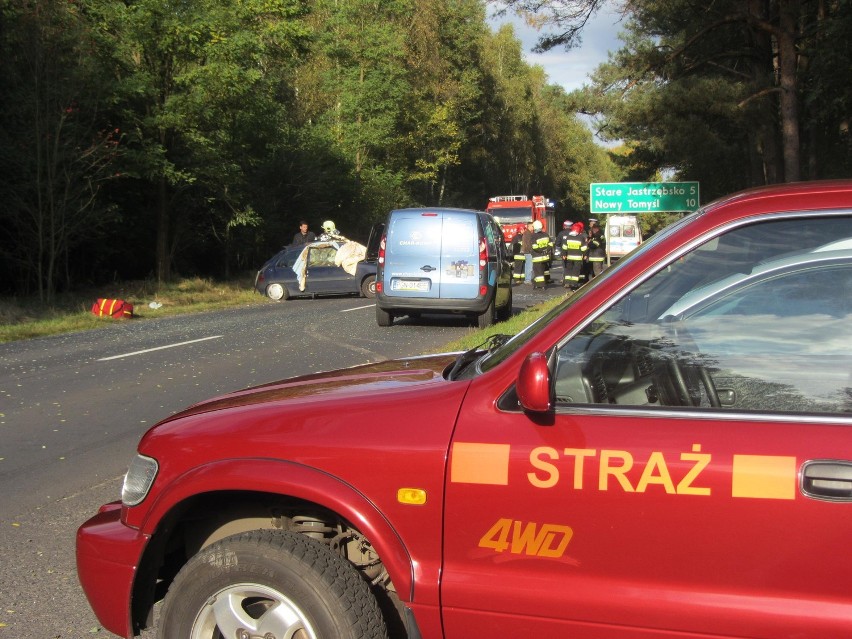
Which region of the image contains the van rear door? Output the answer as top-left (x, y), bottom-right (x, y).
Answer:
top-left (438, 212), bottom-right (479, 300)
top-left (606, 215), bottom-right (642, 259)
top-left (383, 210), bottom-right (479, 300)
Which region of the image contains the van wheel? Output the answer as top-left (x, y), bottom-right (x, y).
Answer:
top-left (157, 530), bottom-right (388, 639)
top-left (477, 298), bottom-right (495, 329)
top-left (361, 275), bottom-right (377, 298)
top-left (497, 287), bottom-right (513, 321)
top-left (376, 306), bottom-right (394, 327)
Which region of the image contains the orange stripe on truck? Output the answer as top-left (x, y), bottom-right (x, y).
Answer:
top-left (732, 455), bottom-right (797, 500)
top-left (450, 442), bottom-right (510, 485)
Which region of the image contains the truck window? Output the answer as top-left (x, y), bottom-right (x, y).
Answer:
top-left (490, 208), bottom-right (531, 225)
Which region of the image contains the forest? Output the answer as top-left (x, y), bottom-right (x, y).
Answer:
top-left (1, 0), bottom-right (849, 300)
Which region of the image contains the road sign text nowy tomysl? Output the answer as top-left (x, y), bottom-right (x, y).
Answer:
top-left (590, 182), bottom-right (700, 214)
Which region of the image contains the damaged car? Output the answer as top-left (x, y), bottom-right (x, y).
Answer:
top-left (254, 239), bottom-right (377, 301)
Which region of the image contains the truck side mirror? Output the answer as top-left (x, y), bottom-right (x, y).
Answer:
top-left (516, 352), bottom-right (552, 412)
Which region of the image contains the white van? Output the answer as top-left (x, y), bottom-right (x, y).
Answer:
top-left (605, 215), bottom-right (642, 261)
top-left (375, 208), bottom-right (513, 328)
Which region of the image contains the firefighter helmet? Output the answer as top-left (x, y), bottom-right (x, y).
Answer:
top-left (532, 220), bottom-right (543, 232)
top-left (322, 220), bottom-right (336, 233)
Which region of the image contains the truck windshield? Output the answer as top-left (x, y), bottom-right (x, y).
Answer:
top-left (490, 207), bottom-right (532, 225)
top-left (476, 209), bottom-right (700, 374)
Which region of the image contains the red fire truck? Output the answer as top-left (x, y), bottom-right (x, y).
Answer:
top-left (486, 195), bottom-right (555, 249)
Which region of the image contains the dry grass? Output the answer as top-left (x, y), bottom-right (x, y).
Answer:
top-left (0, 276), bottom-right (264, 343)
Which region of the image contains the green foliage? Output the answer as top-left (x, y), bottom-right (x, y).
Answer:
top-left (22, 0), bottom-right (838, 301)
top-left (576, 0), bottom-right (851, 199)
top-left (0, 0), bottom-right (123, 300)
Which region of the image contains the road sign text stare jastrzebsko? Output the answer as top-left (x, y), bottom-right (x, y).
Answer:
top-left (590, 182), bottom-right (700, 214)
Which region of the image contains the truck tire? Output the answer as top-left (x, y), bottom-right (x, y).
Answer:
top-left (361, 274), bottom-right (377, 298)
top-left (376, 306), bottom-right (394, 327)
top-left (157, 529), bottom-right (389, 639)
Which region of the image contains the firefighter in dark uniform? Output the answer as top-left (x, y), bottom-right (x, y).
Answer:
top-left (513, 222), bottom-right (533, 284)
top-left (530, 220), bottom-right (552, 289)
top-left (587, 220), bottom-right (606, 279)
top-left (554, 220), bottom-right (573, 278)
top-left (562, 222), bottom-right (587, 289)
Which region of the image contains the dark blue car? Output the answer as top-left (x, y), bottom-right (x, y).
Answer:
top-left (254, 240), bottom-right (377, 301)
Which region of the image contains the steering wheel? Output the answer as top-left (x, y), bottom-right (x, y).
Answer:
top-left (667, 356), bottom-right (721, 408)
top-left (660, 316), bottom-right (721, 408)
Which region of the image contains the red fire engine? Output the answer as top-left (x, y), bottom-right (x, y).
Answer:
top-left (486, 195), bottom-right (555, 249)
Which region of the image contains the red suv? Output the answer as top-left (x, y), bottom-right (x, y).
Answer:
top-left (78, 181), bottom-right (852, 639)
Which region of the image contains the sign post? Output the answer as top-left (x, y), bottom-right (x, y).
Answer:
top-left (589, 182), bottom-right (700, 214)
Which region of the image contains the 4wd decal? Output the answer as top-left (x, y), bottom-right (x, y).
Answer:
top-left (478, 518), bottom-right (574, 558)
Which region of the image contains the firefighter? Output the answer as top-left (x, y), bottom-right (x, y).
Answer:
top-left (530, 220), bottom-right (552, 289)
top-left (587, 220), bottom-right (606, 278)
top-left (513, 222), bottom-right (533, 284)
top-left (554, 219), bottom-right (573, 276)
top-left (319, 220), bottom-right (345, 241)
top-left (562, 222), bottom-right (587, 290)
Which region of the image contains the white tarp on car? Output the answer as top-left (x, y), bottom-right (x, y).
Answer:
top-left (293, 240), bottom-right (368, 291)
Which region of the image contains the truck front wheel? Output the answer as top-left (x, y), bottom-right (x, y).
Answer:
top-left (158, 529), bottom-right (389, 639)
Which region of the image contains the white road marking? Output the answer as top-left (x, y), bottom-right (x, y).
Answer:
top-left (341, 304), bottom-right (375, 313)
top-left (97, 335), bottom-right (224, 361)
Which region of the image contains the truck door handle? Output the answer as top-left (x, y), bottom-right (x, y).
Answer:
top-left (421, 265), bottom-right (436, 272)
top-left (801, 460), bottom-right (852, 501)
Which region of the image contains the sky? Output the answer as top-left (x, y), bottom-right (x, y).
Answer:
top-left (489, 4), bottom-right (626, 93)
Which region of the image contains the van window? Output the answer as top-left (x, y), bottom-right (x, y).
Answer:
top-left (386, 215), bottom-right (441, 258)
top-left (441, 217), bottom-right (478, 255)
top-left (483, 219), bottom-right (499, 251)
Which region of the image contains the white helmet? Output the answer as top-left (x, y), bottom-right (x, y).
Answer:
top-left (532, 220), bottom-right (543, 232)
top-left (322, 220), bottom-right (336, 233)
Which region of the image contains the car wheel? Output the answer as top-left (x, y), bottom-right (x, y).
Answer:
top-left (361, 275), bottom-right (377, 298)
top-left (376, 306), bottom-right (394, 327)
top-left (266, 283), bottom-right (289, 301)
top-left (157, 530), bottom-right (388, 639)
top-left (477, 298), bottom-right (496, 329)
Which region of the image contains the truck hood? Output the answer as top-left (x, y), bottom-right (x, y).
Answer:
top-left (165, 352), bottom-right (459, 422)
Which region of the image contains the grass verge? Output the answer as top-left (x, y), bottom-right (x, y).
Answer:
top-left (438, 293), bottom-right (568, 353)
top-left (1, 277), bottom-right (566, 348)
top-left (0, 276), bottom-right (264, 344)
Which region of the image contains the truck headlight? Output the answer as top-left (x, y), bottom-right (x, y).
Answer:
top-left (122, 454), bottom-right (159, 506)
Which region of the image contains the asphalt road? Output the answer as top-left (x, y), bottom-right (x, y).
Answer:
top-left (0, 281), bottom-right (566, 638)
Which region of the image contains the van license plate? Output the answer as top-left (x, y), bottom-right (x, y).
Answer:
top-left (391, 279), bottom-right (429, 292)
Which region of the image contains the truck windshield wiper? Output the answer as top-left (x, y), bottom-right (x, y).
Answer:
top-left (448, 333), bottom-right (512, 380)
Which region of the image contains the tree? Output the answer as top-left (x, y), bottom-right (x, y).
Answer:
top-left (493, 0), bottom-right (610, 51)
top-left (537, 85), bottom-right (618, 215)
top-left (87, 0), bottom-right (310, 281)
top-left (503, 0), bottom-right (851, 190)
top-left (0, 0), bottom-right (122, 300)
